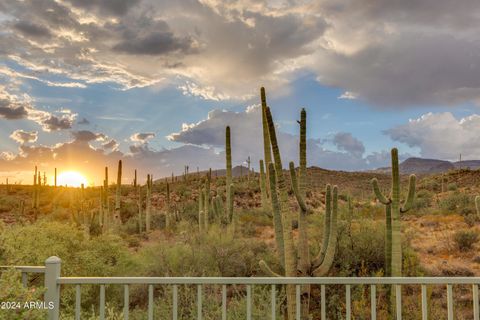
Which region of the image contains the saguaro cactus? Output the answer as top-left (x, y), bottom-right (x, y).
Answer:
top-left (114, 160), bottom-right (122, 223)
top-left (258, 107), bottom-right (338, 320)
top-left (475, 196), bottom-right (480, 217)
top-left (260, 87), bottom-right (272, 193)
top-left (204, 171), bottom-right (211, 229)
top-left (146, 174), bottom-right (152, 232)
top-left (54, 168), bottom-right (57, 188)
top-left (259, 160), bottom-right (269, 211)
top-left (198, 187), bottom-right (205, 232)
top-left (372, 148), bottom-right (416, 278)
top-left (225, 126), bottom-right (233, 223)
top-left (134, 169), bottom-right (137, 188)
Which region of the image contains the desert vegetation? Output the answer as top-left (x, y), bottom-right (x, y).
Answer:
top-left (2, 88), bottom-right (480, 319)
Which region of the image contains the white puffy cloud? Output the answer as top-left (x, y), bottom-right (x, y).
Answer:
top-left (130, 132), bottom-right (156, 143)
top-left (385, 112), bottom-right (480, 160)
top-left (9, 130), bottom-right (38, 144)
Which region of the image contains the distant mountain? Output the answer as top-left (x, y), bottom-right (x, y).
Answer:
top-left (373, 157), bottom-right (480, 175)
top-left (159, 165), bottom-right (253, 182)
top-left (399, 157), bottom-right (454, 174)
top-left (453, 160), bottom-right (480, 170)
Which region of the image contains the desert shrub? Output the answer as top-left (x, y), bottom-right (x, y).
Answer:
top-left (453, 230), bottom-right (479, 251)
top-left (0, 269), bottom-right (46, 320)
top-left (439, 192), bottom-right (472, 212)
top-left (0, 220), bottom-right (136, 311)
top-left (414, 189), bottom-right (434, 210)
top-left (447, 183), bottom-right (458, 191)
top-left (464, 214), bottom-right (478, 227)
top-left (120, 200), bottom-right (139, 222)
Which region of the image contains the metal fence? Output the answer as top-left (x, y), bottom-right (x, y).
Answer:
top-left (3, 256), bottom-right (480, 320)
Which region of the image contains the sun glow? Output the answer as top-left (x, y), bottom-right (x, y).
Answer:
top-left (57, 171), bottom-right (89, 187)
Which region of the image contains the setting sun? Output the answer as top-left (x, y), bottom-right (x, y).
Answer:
top-left (57, 171), bottom-right (89, 188)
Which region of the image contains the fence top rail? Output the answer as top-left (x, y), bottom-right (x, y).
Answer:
top-left (0, 266), bottom-right (46, 273)
top-left (58, 276), bottom-right (480, 285)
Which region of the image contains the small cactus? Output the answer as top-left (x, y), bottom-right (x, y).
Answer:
top-left (146, 174), bottom-right (152, 232)
top-left (114, 160), bottom-right (122, 224)
top-left (475, 196), bottom-right (480, 217)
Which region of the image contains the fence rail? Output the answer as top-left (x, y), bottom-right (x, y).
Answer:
top-left (3, 256), bottom-right (480, 320)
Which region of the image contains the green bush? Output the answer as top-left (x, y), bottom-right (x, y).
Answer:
top-left (0, 269), bottom-right (46, 320)
top-left (453, 230), bottom-right (479, 251)
top-left (414, 189), bottom-right (434, 210)
top-left (447, 183), bottom-right (458, 191)
top-left (439, 192), bottom-right (472, 212)
top-left (0, 220), bottom-right (136, 312)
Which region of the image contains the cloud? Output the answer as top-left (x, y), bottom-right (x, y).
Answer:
top-left (0, 0), bottom-right (327, 97)
top-left (385, 112), bottom-right (480, 160)
top-left (168, 104), bottom-right (384, 170)
top-left (0, 86), bottom-right (76, 131)
top-left (9, 130), bottom-right (38, 144)
top-left (65, 0), bottom-right (141, 16)
top-left (12, 21), bottom-right (52, 38)
top-left (331, 132), bottom-right (365, 158)
top-left (102, 139), bottom-right (119, 151)
top-left (130, 132), bottom-right (155, 143)
top-left (72, 130), bottom-right (106, 142)
top-left (113, 28), bottom-right (197, 56)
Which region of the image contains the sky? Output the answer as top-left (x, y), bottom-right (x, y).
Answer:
top-left (1, 0), bottom-right (480, 185)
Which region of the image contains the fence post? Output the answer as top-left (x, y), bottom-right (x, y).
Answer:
top-left (45, 256), bottom-right (61, 320)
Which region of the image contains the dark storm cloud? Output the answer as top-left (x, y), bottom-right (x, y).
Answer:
top-left (0, 105), bottom-right (28, 119)
top-left (113, 32), bottom-right (195, 56)
top-left (66, 0), bottom-right (141, 16)
top-left (13, 21), bottom-right (52, 38)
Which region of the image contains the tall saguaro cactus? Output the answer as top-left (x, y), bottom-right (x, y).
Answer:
top-left (259, 106), bottom-right (338, 320)
top-left (114, 160), bottom-right (122, 223)
top-left (225, 126), bottom-right (233, 223)
top-left (372, 148), bottom-right (416, 279)
top-left (260, 87), bottom-right (272, 190)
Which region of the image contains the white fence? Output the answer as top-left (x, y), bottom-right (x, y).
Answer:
top-left (3, 256), bottom-right (480, 320)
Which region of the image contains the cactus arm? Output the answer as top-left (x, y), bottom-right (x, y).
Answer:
top-left (312, 184), bottom-right (332, 269)
top-left (372, 178), bottom-right (391, 204)
top-left (259, 260), bottom-right (282, 277)
top-left (401, 174), bottom-right (416, 213)
top-left (313, 186), bottom-right (338, 276)
top-left (268, 163), bottom-right (285, 269)
top-left (289, 162), bottom-right (309, 213)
